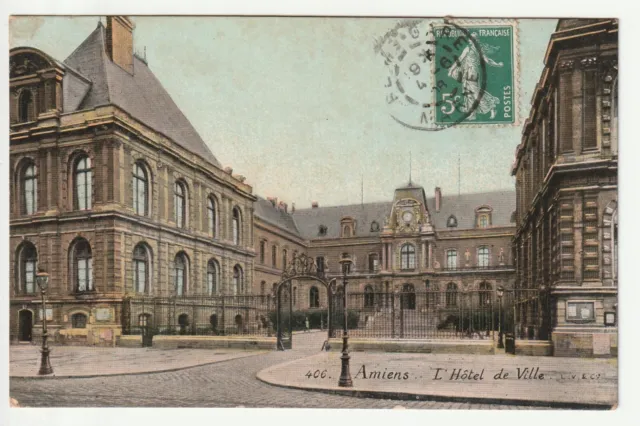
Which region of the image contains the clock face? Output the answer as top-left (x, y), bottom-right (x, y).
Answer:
top-left (402, 211), bottom-right (413, 223)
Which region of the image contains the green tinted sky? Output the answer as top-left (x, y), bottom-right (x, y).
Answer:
top-left (10, 16), bottom-right (557, 207)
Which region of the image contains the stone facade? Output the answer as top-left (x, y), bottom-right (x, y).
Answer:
top-left (512, 19), bottom-right (618, 357)
top-left (10, 18), bottom-right (255, 346)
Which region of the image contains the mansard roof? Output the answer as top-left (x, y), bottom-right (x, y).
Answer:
top-left (254, 197), bottom-right (300, 236)
top-left (292, 189), bottom-right (516, 240)
top-left (60, 22), bottom-right (221, 168)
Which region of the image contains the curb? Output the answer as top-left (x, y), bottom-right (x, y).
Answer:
top-left (255, 374), bottom-right (614, 410)
top-left (11, 350), bottom-right (267, 380)
top-left (255, 359), bottom-right (615, 410)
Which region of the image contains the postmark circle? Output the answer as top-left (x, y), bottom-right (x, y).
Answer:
top-left (375, 18), bottom-right (489, 131)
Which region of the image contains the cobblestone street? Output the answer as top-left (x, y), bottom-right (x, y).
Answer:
top-left (10, 332), bottom-right (538, 409)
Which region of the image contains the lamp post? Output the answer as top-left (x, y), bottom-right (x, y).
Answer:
top-left (337, 253), bottom-right (353, 387)
top-left (496, 286), bottom-right (504, 349)
top-left (35, 268), bottom-right (53, 375)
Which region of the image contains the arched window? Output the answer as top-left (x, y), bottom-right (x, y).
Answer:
top-left (446, 282), bottom-right (458, 307)
top-left (174, 252), bottom-right (188, 296)
top-left (309, 286), bottom-right (320, 308)
top-left (425, 280), bottom-right (438, 307)
top-left (282, 249), bottom-right (288, 270)
top-left (74, 156), bottom-right (92, 210)
top-left (132, 162), bottom-right (148, 216)
top-left (133, 243), bottom-right (150, 294)
top-left (71, 313), bottom-right (87, 329)
top-left (447, 215), bottom-right (458, 228)
top-left (207, 196), bottom-right (217, 237)
top-left (233, 265), bottom-right (243, 295)
top-left (17, 242), bottom-right (37, 294)
top-left (477, 246), bottom-right (490, 268)
top-left (18, 90), bottom-right (33, 122)
top-left (22, 163), bottom-right (37, 215)
top-left (138, 313), bottom-right (151, 327)
top-left (446, 249), bottom-right (457, 270)
top-left (232, 207), bottom-right (241, 245)
top-left (479, 282), bottom-right (492, 306)
top-left (401, 283), bottom-right (416, 310)
top-left (71, 239), bottom-right (93, 292)
top-left (400, 244), bottom-right (416, 270)
top-left (364, 285), bottom-right (375, 308)
top-left (207, 259), bottom-right (219, 295)
top-left (174, 181), bottom-right (186, 228)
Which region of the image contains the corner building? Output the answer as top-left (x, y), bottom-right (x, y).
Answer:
top-left (512, 19), bottom-right (618, 357)
top-left (10, 17), bottom-right (256, 345)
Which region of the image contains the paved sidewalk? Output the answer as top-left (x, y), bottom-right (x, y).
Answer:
top-left (257, 351), bottom-right (617, 408)
top-left (11, 344), bottom-right (266, 378)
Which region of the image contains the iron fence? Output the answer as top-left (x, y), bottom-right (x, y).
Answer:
top-left (122, 295), bottom-right (275, 337)
top-left (329, 290), bottom-right (500, 340)
top-left (509, 288), bottom-right (552, 341)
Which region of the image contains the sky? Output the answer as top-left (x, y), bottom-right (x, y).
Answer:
top-left (9, 16), bottom-right (557, 208)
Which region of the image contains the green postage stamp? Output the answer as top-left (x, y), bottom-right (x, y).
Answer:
top-left (434, 23), bottom-right (517, 125)
top-left (376, 18), bottom-right (519, 130)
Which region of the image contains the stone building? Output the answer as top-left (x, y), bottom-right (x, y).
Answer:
top-left (511, 19), bottom-right (618, 357)
top-left (253, 197), bottom-right (308, 307)
top-left (10, 17), bottom-right (256, 345)
top-left (291, 183), bottom-right (516, 312)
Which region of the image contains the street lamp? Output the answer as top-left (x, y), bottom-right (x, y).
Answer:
top-left (337, 253), bottom-right (353, 387)
top-left (35, 268), bottom-right (53, 375)
top-left (496, 285), bottom-right (504, 349)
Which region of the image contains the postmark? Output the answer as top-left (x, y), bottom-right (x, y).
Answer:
top-left (375, 18), bottom-right (519, 130)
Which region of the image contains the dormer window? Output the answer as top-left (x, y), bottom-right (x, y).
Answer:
top-left (318, 225), bottom-right (327, 236)
top-left (446, 215), bottom-right (458, 228)
top-left (370, 221), bottom-right (380, 232)
top-left (340, 217), bottom-right (355, 238)
top-left (475, 206), bottom-right (493, 228)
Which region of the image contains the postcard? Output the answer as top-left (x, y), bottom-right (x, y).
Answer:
top-left (8, 15), bottom-right (618, 410)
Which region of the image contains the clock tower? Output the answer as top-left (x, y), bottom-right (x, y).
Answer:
top-left (380, 182), bottom-right (436, 277)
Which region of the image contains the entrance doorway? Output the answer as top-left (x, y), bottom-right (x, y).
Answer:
top-left (18, 310), bottom-right (33, 342)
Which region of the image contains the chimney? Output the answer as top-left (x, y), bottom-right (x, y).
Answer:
top-left (312, 201), bottom-right (319, 209)
top-left (435, 187), bottom-right (442, 212)
top-left (106, 16), bottom-right (135, 74)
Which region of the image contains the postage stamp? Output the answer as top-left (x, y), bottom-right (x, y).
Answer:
top-left (6, 14), bottom-right (619, 416)
top-left (375, 18), bottom-right (519, 130)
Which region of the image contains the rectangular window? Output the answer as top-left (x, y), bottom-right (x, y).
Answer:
top-left (316, 256), bottom-right (325, 272)
top-left (78, 259), bottom-right (87, 291)
top-left (559, 72), bottom-right (574, 153)
top-left (272, 246), bottom-right (277, 267)
top-left (446, 250), bottom-right (457, 269)
top-left (582, 70), bottom-right (597, 150)
top-left (25, 260), bottom-right (35, 293)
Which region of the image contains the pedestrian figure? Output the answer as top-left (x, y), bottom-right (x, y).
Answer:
top-left (305, 316), bottom-right (310, 333)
